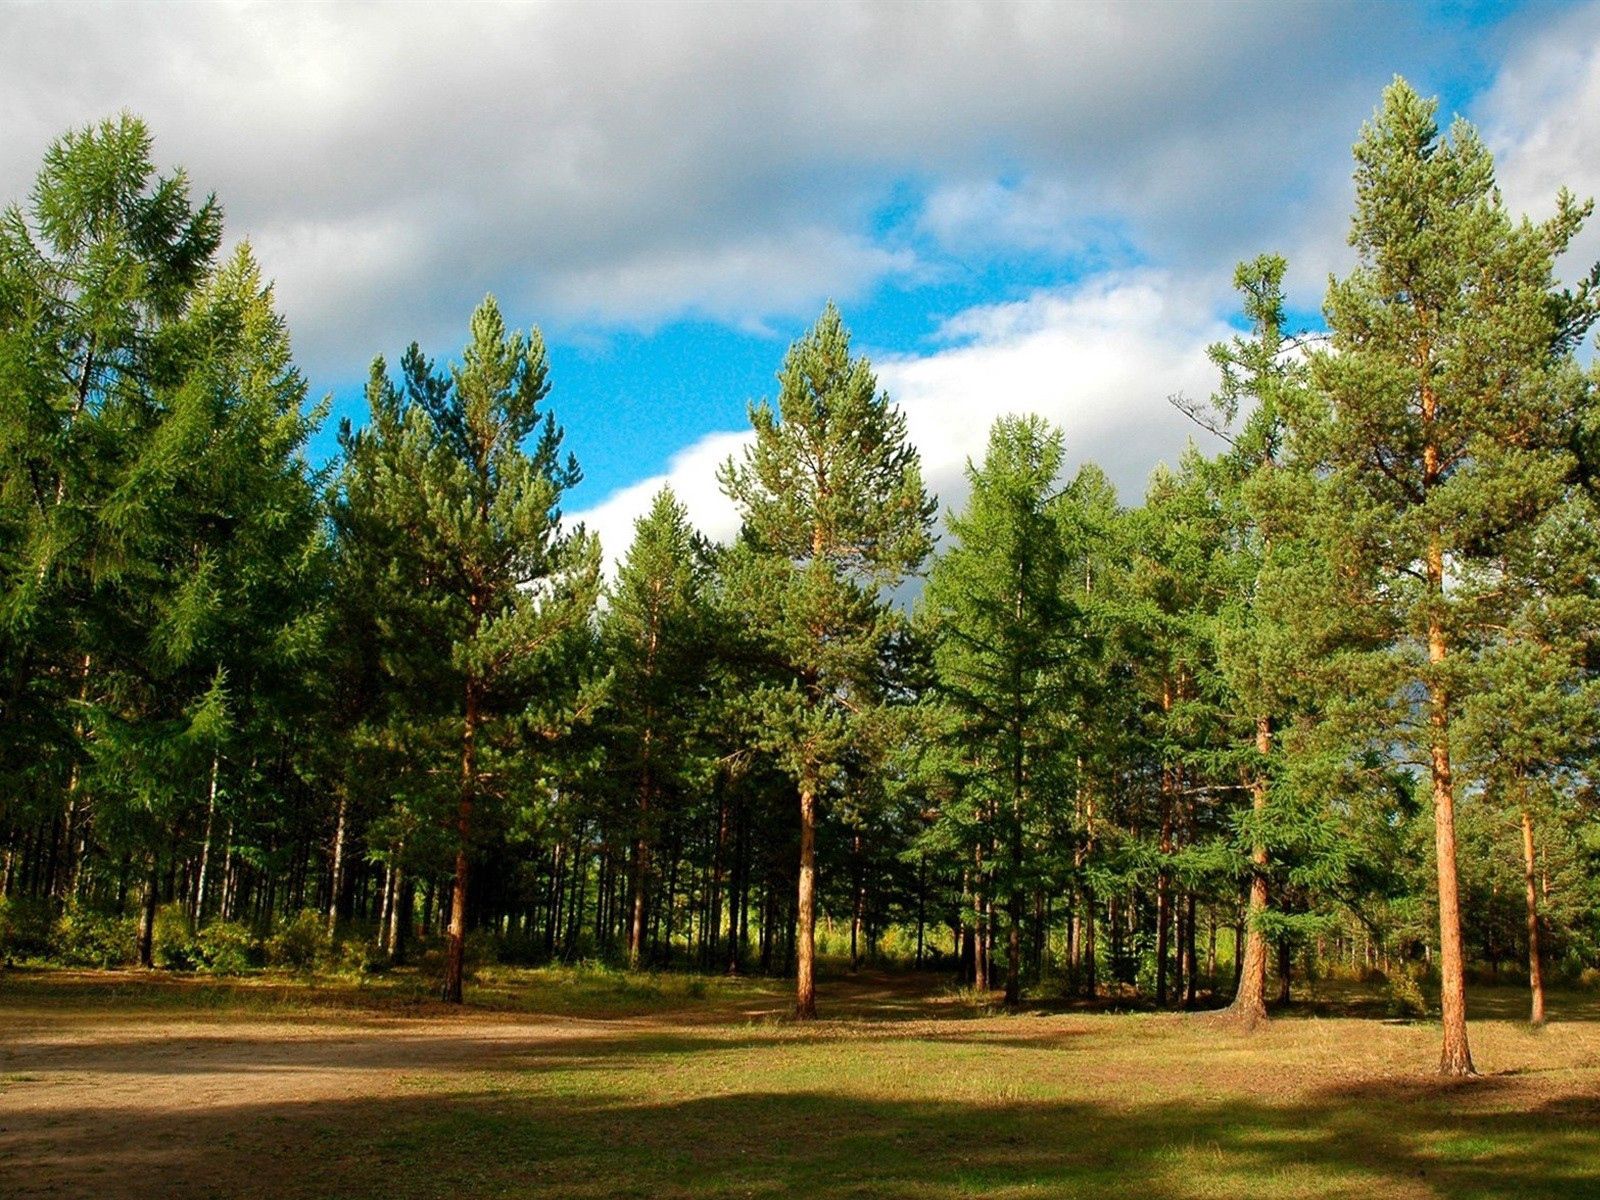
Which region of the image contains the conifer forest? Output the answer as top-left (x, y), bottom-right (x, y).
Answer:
top-left (7, 71), bottom-right (1600, 1196)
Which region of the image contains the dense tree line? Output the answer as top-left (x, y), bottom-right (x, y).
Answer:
top-left (5, 84), bottom-right (1599, 1075)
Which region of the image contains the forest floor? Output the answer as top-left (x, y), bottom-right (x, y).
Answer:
top-left (1, 965), bottom-right (1597, 1199)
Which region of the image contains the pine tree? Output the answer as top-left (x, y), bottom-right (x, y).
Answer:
top-left (920, 415), bottom-right (1076, 1007)
top-left (349, 296), bottom-right (601, 1003)
top-left (719, 304), bottom-right (932, 1018)
top-left (1181, 254), bottom-right (1307, 1026)
top-left (0, 115), bottom-right (223, 911)
top-left (1289, 79), bottom-right (1599, 1073)
top-left (599, 487), bottom-right (714, 968)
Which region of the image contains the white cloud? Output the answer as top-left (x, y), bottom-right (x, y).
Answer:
top-left (574, 430), bottom-right (750, 571)
top-left (577, 269), bottom-right (1231, 566)
top-left (0, 0), bottom-right (1448, 381)
top-left (1481, 2), bottom-right (1600, 292)
top-left (881, 270), bottom-right (1232, 513)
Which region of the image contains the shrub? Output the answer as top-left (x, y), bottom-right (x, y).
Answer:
top-left (463, 928), bottom-right (500, 969)
top-left (194, 921), bottom-right (257, 974)
top-left (54, 907), bottom-right (136, 967)
top-left (152, 904), bottom-right (199, 970)
top-left (333, 936), bottom-right (389, 977)
top-left (0, 897), bottom-right (56, 961)
top-left (266, 909), bottom-right (328, 970)
top-left (1384, 967), bottom-right (1428, 1019)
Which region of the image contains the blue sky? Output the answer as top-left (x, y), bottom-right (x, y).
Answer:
top-left (4, 0), bottom-right (1598, 558)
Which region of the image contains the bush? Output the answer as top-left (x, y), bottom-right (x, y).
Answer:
top-left (152, 904), bottom-right (199, 970)
top-left (194, 921), bottom-right (257, 974)
top-left (463, 928), bottom-right (500, 969)
top-left (333, 936), bottom-right (389, 977)
top-left (54, 907), bottom-right (136, 967)
top-left (1384, 967), bottom-right (1428, 1019)
top-left (0, 897), bottom-right (56, 961)
top-left (266, 909), bottom-right (328, 970)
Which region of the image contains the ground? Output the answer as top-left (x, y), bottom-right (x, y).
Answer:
top-left (2, 967), bottom-right (1597, 1199)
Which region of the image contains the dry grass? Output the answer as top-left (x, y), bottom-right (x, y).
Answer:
top-left (1, 966), bottom-right (1596, 1199)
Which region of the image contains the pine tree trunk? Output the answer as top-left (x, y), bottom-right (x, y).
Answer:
top-left (193, 752), bottom-right (220, 923)
top-left (1157, 679), bottom-right (1174, 1006)
top-left (850, 831), bottom-right (863, 972)
top-left (443, 682), bottom-right (479, 1004)
top-left (1082, 886), bottom-right (1097, 997)
top-left (1231, 715), bottom-right (1273, 1026)
top-left (1427, 604), bottom-right (1474, 1072)
top-left (1521, 807), bottom-right (1546, 1027)
top-left (795, 775), bottom-right (818, 1019)
top-left (627, 780), bottom-right (650, 969)
top-left (137, 858), bottom-right (159, 967)
top-left (326, 791), bottom-right (347, 936)
top-left (1183, 895), bottom-right (1198, 1008)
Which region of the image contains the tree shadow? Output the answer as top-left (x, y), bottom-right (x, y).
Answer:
top-left (4, 1072), bottom-right (1597, 1199)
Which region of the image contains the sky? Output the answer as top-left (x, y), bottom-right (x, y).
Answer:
top-left (5, 0), bottom-right (1600, 565)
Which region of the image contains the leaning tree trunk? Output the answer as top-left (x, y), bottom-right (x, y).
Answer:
top-left (1521, 806), bottom-right (1546, 1028)
top-left (795, 773), bottom-right (818, 1020)
top-left (1231, 715), bottom-right (1273, 1027)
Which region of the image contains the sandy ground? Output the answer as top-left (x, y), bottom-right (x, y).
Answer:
top-left (3, 972), bottom-right (1598, 1199)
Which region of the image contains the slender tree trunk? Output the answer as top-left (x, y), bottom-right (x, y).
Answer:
top-left (1183, 895), bottom-right (1198, 1008)
top-left (1082, 886), bottom-right (1097, 997)
top-left (850, 831), bottom-right (863, 972)
top-left (915, 854), bottom-right (926, 968)
top-left (1426, 602), bottom-right (1474, 1071)
top-left (1521, 807), bottom-right (1546, 1027)
top-left (1157, 679), bottom-right (1174, 1006)
top-left (327, 791), bottom-right (348, 936)
top-left (137, 858), bottom-right (159, 967)
top-left (795, 775), bottom-right (818, 1019)
top-left (443, 682), bottom-right (479, 1004)
top-left (1419, 360), bottom-right (1475, 1074)
top-left (1231, 714), bottom-right (1273, 1026)
top-left (1277, 939), bottom-right (1292, 1006)
top-left (193, 752), bottom-right (220, 923)
top-left (973, 847), bottom-right (989, 991)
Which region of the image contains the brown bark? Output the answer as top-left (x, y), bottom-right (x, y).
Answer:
top-left (1156, 678), bottom-right (1175, 1007)
top-left (1521, 807), bottom-right (1546, 1027)
top-left (442, 682), bottom-right (479, 1004)
top-left (627, 775), bottom-right (651, 970)
top-left (795, 775), bottom-right (817, 1019)
top-left (1419, 349), bottom-right (1474, 1075)
top-left (1427, 542), bottom-right (1474, 1075)
top-left (137, 859), bottom-right (159, 967)
top-left (850, 831), bottom-right (863, 971)
top-left (1231, 714), bottom-right (1273, 1027)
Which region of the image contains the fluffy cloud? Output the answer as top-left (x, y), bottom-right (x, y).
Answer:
top-left (0, 0), bottom-right (1445, 380)
top-left (1481, 2), bottom-right (1600, 289)
top-left (575, 269), bottom-right (1231, 567)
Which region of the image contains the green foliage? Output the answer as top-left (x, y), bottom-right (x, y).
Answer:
top-left (0, 898), bottom-right (57, 960)
top-left (1384, 968), bottom-right (1429, 1020)
top-left (193, 921), bottom-right (257, 974)
top-left (53, 907), bottom-right (136, 967)
top-left (267, 910), bottom-right (330, 971)
top-left (152, 905), bottom-right (198, 970)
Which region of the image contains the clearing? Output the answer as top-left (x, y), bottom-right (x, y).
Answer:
top-left (1, 968), bottom-right (1597, 1199)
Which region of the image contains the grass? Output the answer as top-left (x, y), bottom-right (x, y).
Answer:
top-left (2, 966), bottom-right (1597, 1199)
